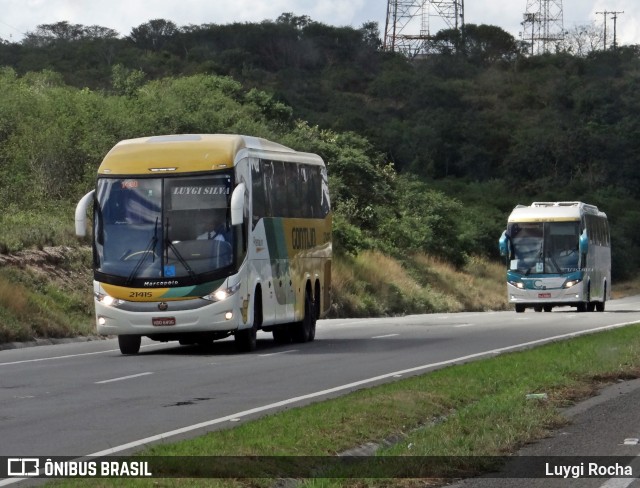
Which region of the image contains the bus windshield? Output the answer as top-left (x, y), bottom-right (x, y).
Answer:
top-left (508, 221), bottom-right (580, 274)
top-left (94, 173), bottom-right (234, 285)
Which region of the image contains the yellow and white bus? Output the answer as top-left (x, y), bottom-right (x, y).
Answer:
top-left (499, 201), bottom-right (610, 313)
top-left (76, 134), bottom-right (332, 354)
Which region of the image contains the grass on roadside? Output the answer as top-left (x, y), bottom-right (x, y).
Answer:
top-left (54, 323), bottom-right (640, 487)
top-left (331, 251), bottom-right (508, 317)
top-left (0, 247), bottom-right (94, 343)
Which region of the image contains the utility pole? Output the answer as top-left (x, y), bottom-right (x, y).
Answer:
top-left (596, 10), bottom-right (624, 50)
top-left (596, 11), bottom-right (608, 50)
top-left (611, 11), bottom-right (624, 49)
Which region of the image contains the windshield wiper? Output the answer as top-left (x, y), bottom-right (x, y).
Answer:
top-left (164, 218), bottom-right (196, 279)
top-left (126, 217), bottom-right (159, 284)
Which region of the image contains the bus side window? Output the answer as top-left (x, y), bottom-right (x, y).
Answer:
top-left (307, 165), bottom-right (321, 218)
top-left (251, 160), bottom-right (266, 228)
top-left (287, 162), bottom-right (302, 218)
top-left (271, 161), bottom-right (287, 218)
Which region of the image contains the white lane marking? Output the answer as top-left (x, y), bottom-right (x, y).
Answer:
top-left (259, 350), bottom-right (298, 357)
top-left (600, 437), bottom-right (640, 488)
top-left (95, 372), bottom-right (154, 384)
top-left (600, 477), bottom-right (637, 488)
top-left (453, 324), bottom-right (475, 328)
top-left (0, 349), bottom-right (120, 366)
top-left (321, 319), bottom-right (375, 328)
top-left (73, 320), bottom-right (640, 460)
top-left (372, 334), bottom-right (399, 339)
top-left (0, 344), bottom-right (167, 366)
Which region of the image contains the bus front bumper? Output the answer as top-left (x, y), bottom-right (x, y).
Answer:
top-left (94, 296), bottom-right (244, 336)
top-left (507, 281), bottom-right (585, 307)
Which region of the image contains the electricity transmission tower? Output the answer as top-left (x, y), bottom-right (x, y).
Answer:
top-left (384, 0), bottom-right (464, 57)
top-left (521, 0), bottom-right (565, 55)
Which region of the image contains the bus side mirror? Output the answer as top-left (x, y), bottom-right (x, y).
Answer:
top-left (75, 190), bottom-right (95, 237)
top-left (499, 230), bottom-right (509, 257)
top-left (230, 183), bottom-right (246, 226)
top-left (579, 229), bottom-right (589, 254)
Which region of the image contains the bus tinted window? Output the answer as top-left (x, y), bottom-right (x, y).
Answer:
top-left (252, 159), bottom-right (329, 223)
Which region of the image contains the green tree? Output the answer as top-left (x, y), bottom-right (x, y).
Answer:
top-left (128, 19), bottom-right (178, 52)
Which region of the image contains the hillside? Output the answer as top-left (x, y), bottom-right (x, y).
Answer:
top-left (1, 16), bottom-right (638, 277)
top-left (0, 15), bottom-right (638, 342)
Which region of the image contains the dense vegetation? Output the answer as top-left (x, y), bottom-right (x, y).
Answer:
top-left (0, 14), bottom-right (639, 281)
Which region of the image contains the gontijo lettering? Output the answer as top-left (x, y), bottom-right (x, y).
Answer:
top-left (292, 227), bottom-right (317, 250)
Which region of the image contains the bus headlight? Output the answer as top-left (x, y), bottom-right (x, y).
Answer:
top-left (95, 292), bottom-right (125, 307)
top-left (203, 283), bottom-right (241, 302)
top-left (508, 281), bottom-right (525, 289)
top-left (563, 279), bottom-right (582, 288)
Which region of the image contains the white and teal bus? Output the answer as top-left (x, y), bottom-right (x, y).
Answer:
top-left (76, 134), bottom-right (332, 354)
top-left (499, 202), bottom-right (610, 313)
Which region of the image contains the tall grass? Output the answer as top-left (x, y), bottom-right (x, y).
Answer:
top-left (331, 251), bottom-right (508, 317)
top-left (0, 203), bottom-right (79, 253)
top-left (0, 248), bottom-right (94, 344)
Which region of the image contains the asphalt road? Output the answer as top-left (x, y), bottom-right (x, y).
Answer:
top-left (2, 295), bottom-right (640, 484)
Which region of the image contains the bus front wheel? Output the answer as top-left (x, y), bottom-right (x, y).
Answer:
top-left (236, 292), bottom-right (261, 352)
top-left (235, 322), bottom-right (257, 352)
top-left (118, 335), bottom-right (141, 355)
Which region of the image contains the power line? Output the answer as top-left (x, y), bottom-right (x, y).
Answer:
top-left (0, 18), bottom-right (24, 40)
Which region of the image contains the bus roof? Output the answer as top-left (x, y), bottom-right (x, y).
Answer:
top-left (97, 134), bottom-right (304, 175)
top-left (508, 201), bottom-right (606, 223)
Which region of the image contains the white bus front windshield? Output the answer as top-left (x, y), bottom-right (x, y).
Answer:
top-left (94, 173), bottom-right (234, 285)
top-left (508, 221), bottom-right (580, 274)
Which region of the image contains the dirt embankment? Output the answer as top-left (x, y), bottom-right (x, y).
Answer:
top-left (0, 246), bottom-right (91, 283)
top-left (0, 246), bottom-right (95, 346)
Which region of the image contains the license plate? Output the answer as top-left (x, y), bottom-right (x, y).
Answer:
top-left (538, 293), bottom-right (551, 299)
top-left (152, 317), bottom-right (176, 326)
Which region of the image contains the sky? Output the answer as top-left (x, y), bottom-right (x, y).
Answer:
top-left (0, 0), bottom-right (638, 46)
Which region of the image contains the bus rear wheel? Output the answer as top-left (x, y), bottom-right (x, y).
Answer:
top-left (595, 285), bottom-right (607, 312)
top-left (118, 335), bottom-right (141, 355)
top-left (293, 290), bottom-right (316, 343)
